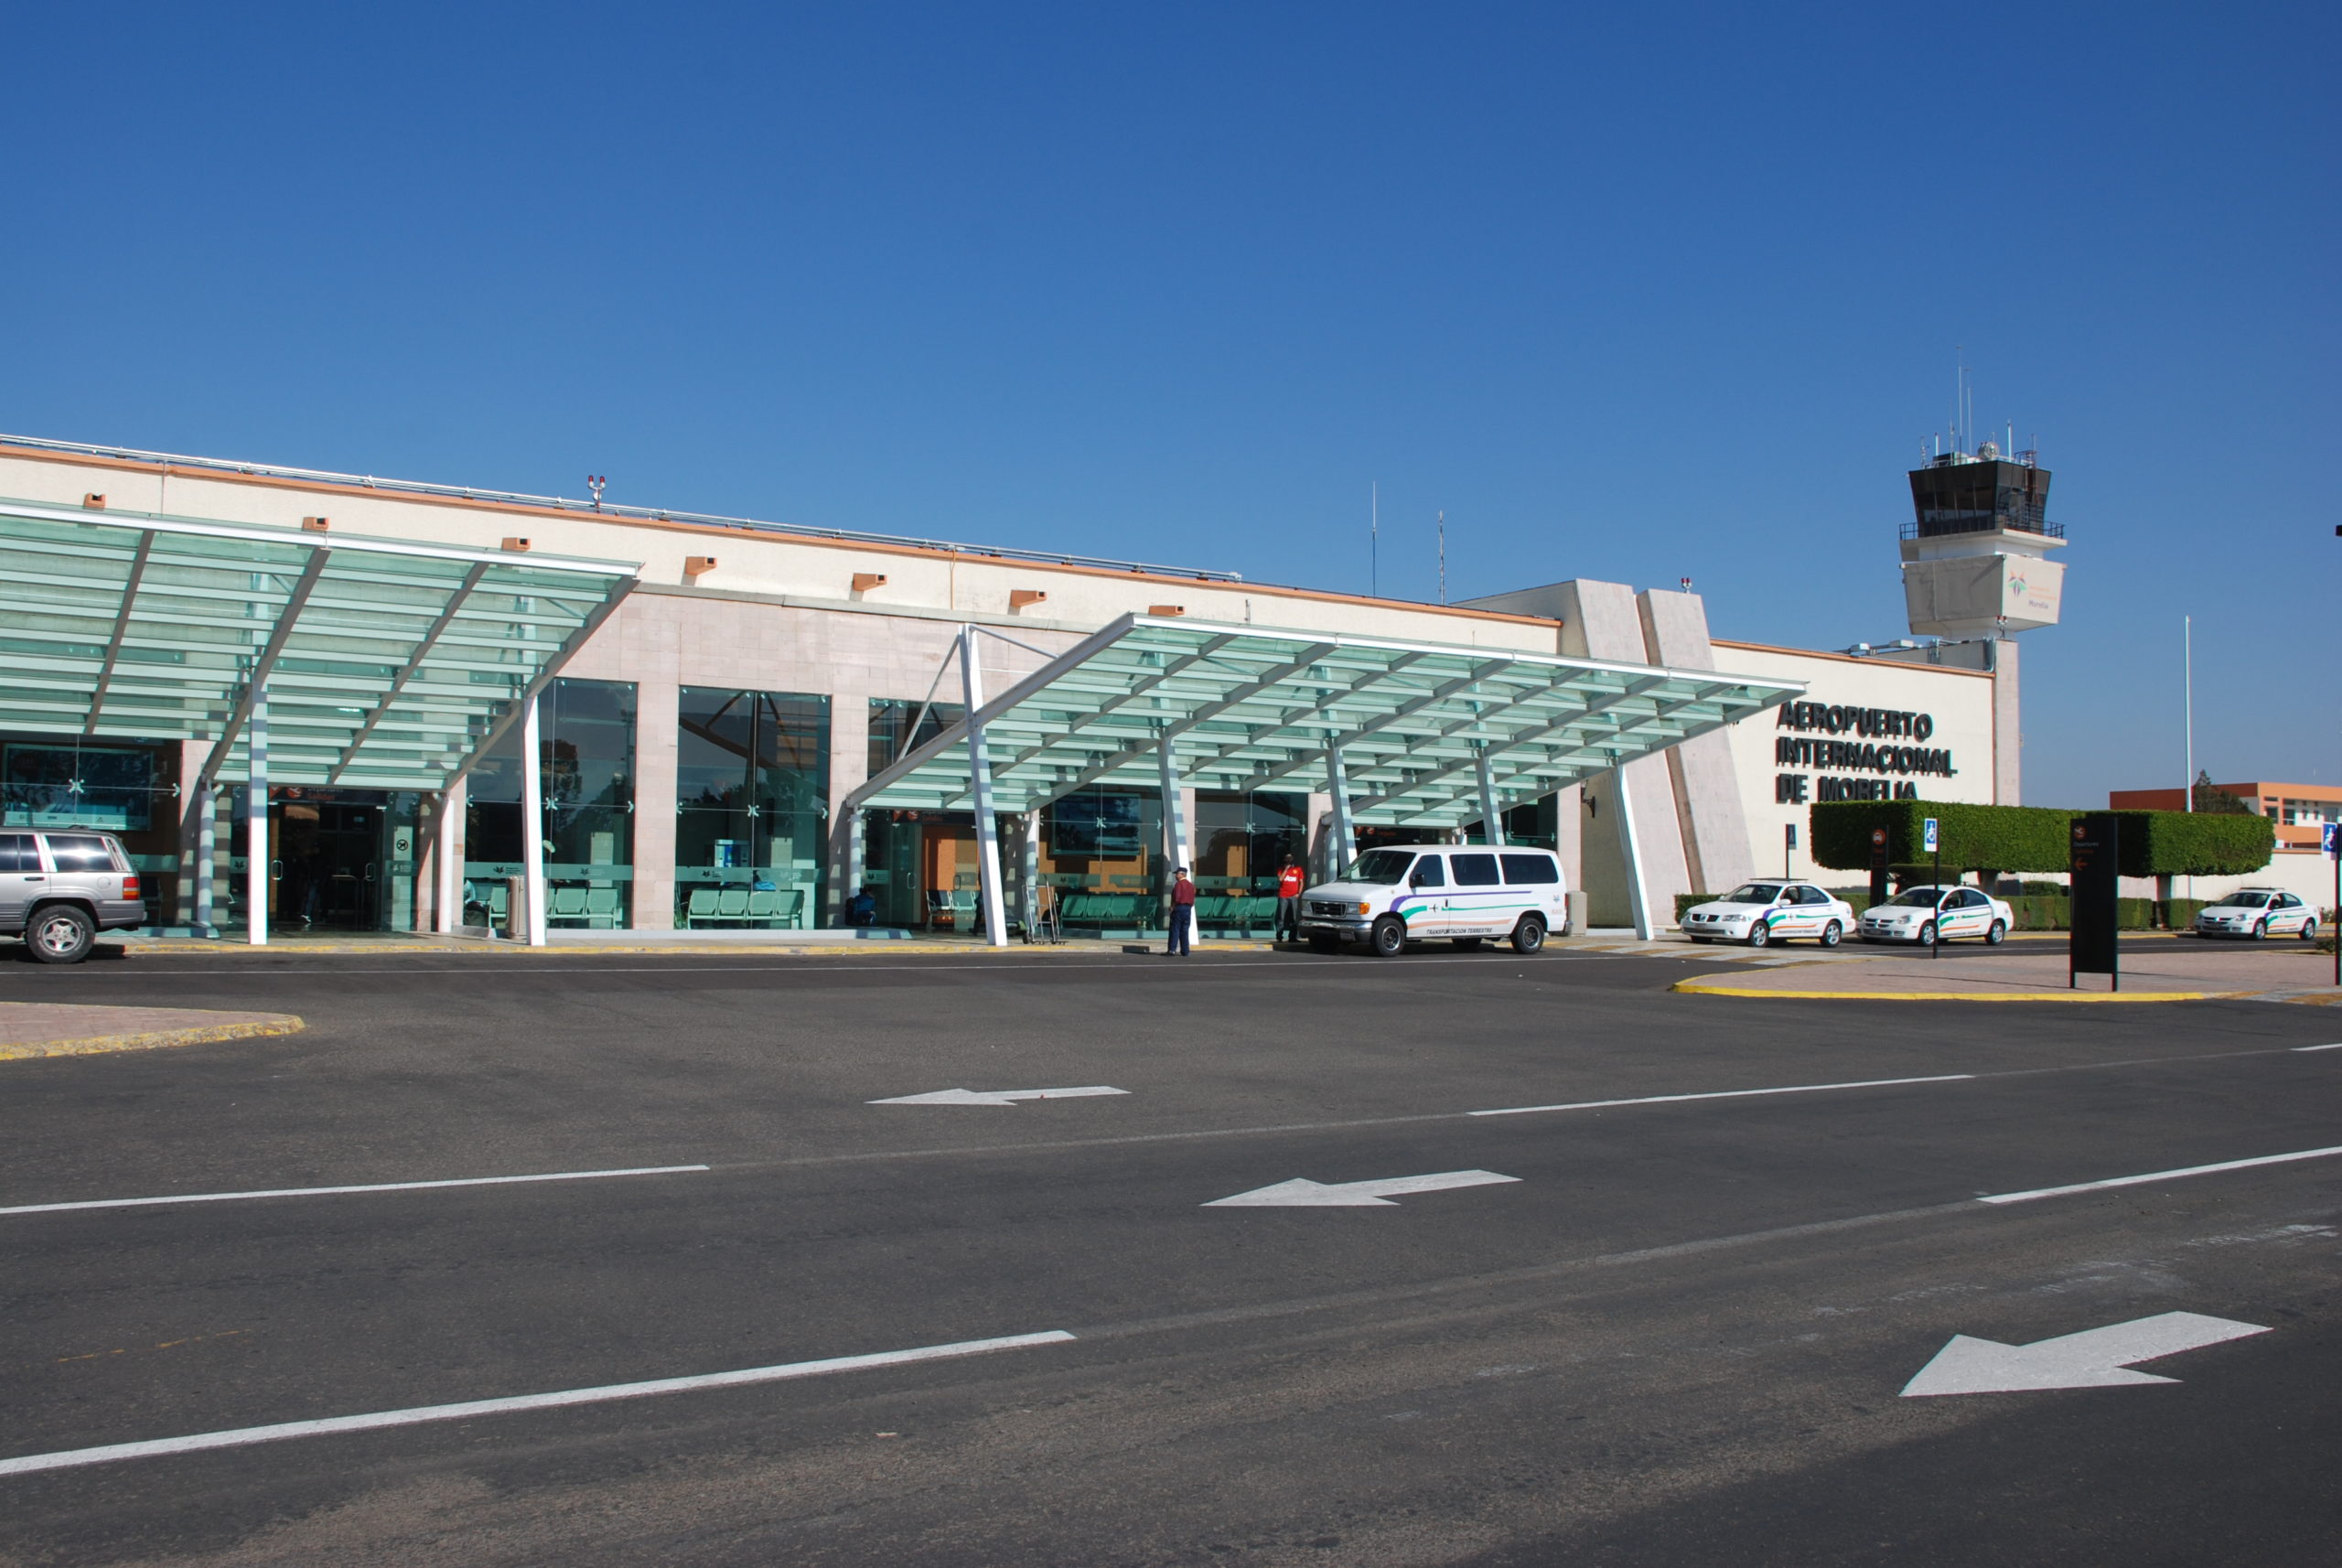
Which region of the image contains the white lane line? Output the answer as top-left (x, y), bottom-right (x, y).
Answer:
top-left (0, 1165), bottom-right (711, 1218)
top-left (0, 1330), bottom-right (1075, 1477)
top-left (2291, 1043), bottom-right (2342, 1052)
top-left (1979, 1145), bottom-right (2342, 1205)
top-left (1468, 1074), bottom-right (1973, 1118)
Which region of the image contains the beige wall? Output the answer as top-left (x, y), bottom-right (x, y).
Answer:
top-left (1713, 641), bottom-right (1997, 888)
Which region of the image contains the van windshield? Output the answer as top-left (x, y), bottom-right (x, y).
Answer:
top-left (1342, 850), bottom-right (1418, 885)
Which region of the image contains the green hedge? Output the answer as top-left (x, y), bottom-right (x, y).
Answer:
top-left (1812, 800), bottom-right (2273, 879)
top-left (2004, 896), bottom-right (2206, 931)
top-left (1811, 800), bottom-right (2075, 875)
top-left (2111, 811), bottom-right (2275, 877)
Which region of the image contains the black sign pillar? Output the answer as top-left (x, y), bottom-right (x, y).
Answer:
top-left (1868, 827), bottom-right (1890, 910)
top-left (2069, 812), bottom-right (2121, 992)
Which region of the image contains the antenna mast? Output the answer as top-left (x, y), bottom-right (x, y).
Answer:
top-left (1437, 510), bottom-right (1446, 605)
top-left (1370, 481), bottom-right (1379, 598)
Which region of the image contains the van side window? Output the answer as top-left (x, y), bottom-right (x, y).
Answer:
top-left (1410, 855), bottom-right (1445, 887)
top-left (1499, 853), bottom-right (1557, 885)
top-left (1452, 853), bottom-right (1500, 886)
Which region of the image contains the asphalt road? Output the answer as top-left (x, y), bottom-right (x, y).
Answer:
top-left (1, 945), bottom-right (2337, 1566)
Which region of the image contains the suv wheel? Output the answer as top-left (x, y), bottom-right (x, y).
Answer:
top-left (28, 905), bottom-right (97, 964)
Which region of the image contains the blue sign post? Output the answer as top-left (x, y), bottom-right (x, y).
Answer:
top-left (1923, 817), bottom-right (1941, 958)
top-left (2326, 822), bottom-right (2338, 987)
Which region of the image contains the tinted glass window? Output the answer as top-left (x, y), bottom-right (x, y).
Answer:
top-left (1799, 886), bottom-right (1832, 905)
top-left (1956, 890), bottom-right (1986, 908)
top-left (1452, 853), bottom-right (1500, 886)
top-left (46, 835), bottom-right (115, 872)
top-left (1499, 853), bottom-right (1557, 886)
top-left (1410, 856), bottom-right (1445, 887)
top-left (0, 833), bottom-right (32, 873)
top-left (1343, 850), bottom-right (1418, 886)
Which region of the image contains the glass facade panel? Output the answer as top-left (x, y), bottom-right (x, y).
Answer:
top-left (1033, 787), bottom-right (1164, 936)
top-left (676, 687), bottom-right (827, 929)
top-left (1193, 790), bottom-right (1306, 935)
top-left (868, 698), bottom-right (964, 778)
top-left (465, 678), bottom-right (637, 930)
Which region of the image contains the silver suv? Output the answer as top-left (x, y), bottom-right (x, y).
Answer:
top-left (0, 831), bottom-right (147, 963)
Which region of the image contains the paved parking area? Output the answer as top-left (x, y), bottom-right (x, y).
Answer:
top-left (1, 945), bottom-right (2337, 1565)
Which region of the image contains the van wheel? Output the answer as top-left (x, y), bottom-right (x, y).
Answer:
top-left (1510, 916), bottom-right (1546, 954)
top-left (28, 906), bottom-right (96, 964)
top-left (1819, 920), bottom-right (1842, 949)
top-left (1308, 932), bottom-right (1339, 953)
top-left (1369, 917), bottom-right (1407, 957)
top-left (1451, 937), bottom-right (1483, 950)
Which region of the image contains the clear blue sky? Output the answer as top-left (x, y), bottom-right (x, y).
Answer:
top-left (5, 2), bottom-right (2334, 805)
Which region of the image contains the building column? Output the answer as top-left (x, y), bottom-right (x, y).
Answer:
top-left (1158, 735), bottom-right (1194, 940)
top-left (1611, 763), bottom-right (1657, 940)
top-left (521, 692), bottom-right (547, 947)
top-left (959, 624), bottom-right (1008, 948)
top-left (825, 688), bottom-right (872, 928)
top-left (630, 680), bottom-right (679, 929)
top-left (244, 684), bottom-right (268, 947)
top-left (192, 780), bottom-right (216, 937)
top-left (1992, 637), bottom-right (2021, 806)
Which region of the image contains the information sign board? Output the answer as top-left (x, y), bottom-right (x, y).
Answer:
top-left (2069, 813), bottom-right (2121, 989)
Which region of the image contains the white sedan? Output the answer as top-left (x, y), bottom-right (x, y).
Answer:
top-left (1859, 885), bottom-right (2013, 946)
top-left (1681, 882), bottom-right (1858, 948)
top-left (2195, 888), bottom-right (2321, 940)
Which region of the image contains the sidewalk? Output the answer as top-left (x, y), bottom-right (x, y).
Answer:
top-left (0, 1003), bottom-right (306, 1061)
top-left (1672, 944), bottom-right (2341, 1004)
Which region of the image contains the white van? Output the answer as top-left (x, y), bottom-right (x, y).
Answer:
top-left (1297, 845), bottom-right (1569, 956)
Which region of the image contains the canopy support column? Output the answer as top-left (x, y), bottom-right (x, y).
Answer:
top-left (1476, 746), bottom-right (1504, 847)
top-left (1610, 763), bottom-right (1656, 940)
top-left (435, 780), bottom-right (464, 934)
top-left (244, 686), bottom-right (268, 947)
top-left (521, 693), bottom-right (547, 948)
top-left (1020, 811), bottom-right (1042, 939)
top-left (1325, 746), bottom-right (1357, 876)
top-left (959, 624), bottom-right (1008, 948)
top-left (837, 810), bottom-right (867, 931)
top-left (1158, 734), bottom-right (1193, 942)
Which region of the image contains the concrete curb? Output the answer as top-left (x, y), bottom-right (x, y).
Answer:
top-left (115, 940), bottom-right (1278, 959)
top-left (0, 1015), bottom-right (306, 1062)
top-left (1668, 976), bottom-right (2208, 1002)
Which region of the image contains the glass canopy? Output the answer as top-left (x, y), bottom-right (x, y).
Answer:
top-left (0, 498), bottom-right (639, 789)
top-left (851, 615), bottom-right (1805, 828)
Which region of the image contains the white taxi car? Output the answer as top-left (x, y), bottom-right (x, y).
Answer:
top-left (1681, 881), bottom-right (1856, 948)
top-left (1859, 884), bottom-right (2012, 946)
top-left (2194, 888), bottom-right (2321, 940)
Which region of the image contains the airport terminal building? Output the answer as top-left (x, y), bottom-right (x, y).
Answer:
top-left (0, 435), bottom-right (2043, 942)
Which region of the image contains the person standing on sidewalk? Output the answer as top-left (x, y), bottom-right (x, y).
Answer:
top-left (1166, 865), bottom-right (1197, 957)
top-left (1275, 856), bottom-right (1305, 941)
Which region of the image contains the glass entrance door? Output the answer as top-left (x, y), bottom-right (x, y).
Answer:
top-left (272, 795), bottom-right (382, 931)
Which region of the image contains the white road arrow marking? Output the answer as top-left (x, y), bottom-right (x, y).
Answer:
top-left (867, 1087), bottom-right (1129, 1106)
top-left (1203, 1170), bottom-right (1520, 1207)
top-left (1900, 1311), bottom-right (2271, 1396)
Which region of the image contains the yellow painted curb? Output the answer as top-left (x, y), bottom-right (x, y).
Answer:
top-left (0, 1015), bottom-right (306, 1061)
top-left (1669, 977), bottom-right (2208, 1002)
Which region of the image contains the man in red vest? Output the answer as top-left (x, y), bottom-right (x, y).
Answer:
top-left (1276, 857), bottom-right (1305, 941)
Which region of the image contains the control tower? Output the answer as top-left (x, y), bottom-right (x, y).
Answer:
top-left (1900, 443), bottom-right (2066, 636)
top-left (1858, 437), bottom-right (2068, 805)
